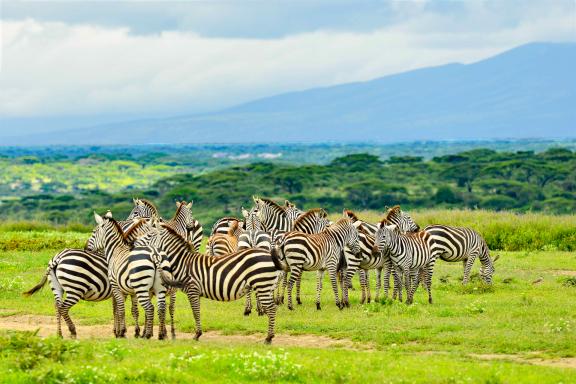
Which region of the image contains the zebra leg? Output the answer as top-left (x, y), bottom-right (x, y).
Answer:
top-left (184, 286), bottom-right (202, 341)
top-left (340, 269), bottom-right (350, 308)
top-left (275, 271), bottom-right (285, 305)
top-left (315, 270), bottom-right (324, 310)
top-left (136, 291), bottom-right (154, 339)
top-left (130, 295), bottom-right (140, 338)
top-left (463, 255), bottom-right (477, 284)
top-left (55, 301), bottom-right (63, 338)
top-left (255, 289), bottom-right (276, 344)
top-left (375, 267), bottom-right (382, 302)
top-left (280, 271), bottom-right (290, 305)
top-left (406, 269), bottom-right (418, 305)
top-left (366, 269), bottom-right (372, 303)
top-left (157, 290), bottom-right (167, 340)
top-left (111, 295), bottom-right (118, 336)
top-left (394, 266), bottom-right (404, 302)
top-left (111, 288), bottom-right (127, 338)
top-left (296, 277), bottom-right (303, 305)
top-left (424, 264), bottom-right (435, 304)
top-left (256, 294), bottom-right (265, 316)
top-left (60, 295), bottom-right (80, 338)
top-left (328, 268), bottom-right (343, 310)
top-left (287, 267), bottom-right (302, 311)
top-left (169, 289), bottom-right (176, 340)
top-left (244, 288), bottom-right (253, 316)
top-left (359, 270), bottom-right (367, 304)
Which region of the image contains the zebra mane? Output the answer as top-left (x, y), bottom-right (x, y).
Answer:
top-left (357, 224), bottom-right (372, 237)
top-left (170, 201), bottom-right (189, 221)
top-left (293, 208), bottom-right (327, 228)
top-left (343, 209), bottom-right (360, 222)
top-left (108, 217), bottom-right (147, 244)
top-left (258, 198), bottom-right (287, 214)
top-left (329, 217), bottom-right (353, 231)
top-left (383, 205), bottom-right (402, 223)
top-left (137, 199), bottom-right (159, 216)
top-left (160, 223), bottom-right (195, 250)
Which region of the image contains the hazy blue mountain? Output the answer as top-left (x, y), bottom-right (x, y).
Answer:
top-left (2, 42), bottom-right (575, 146)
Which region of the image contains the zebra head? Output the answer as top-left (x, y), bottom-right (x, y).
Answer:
top-left (174, 200), bottom-right (196, 236)
top-left (284, 200), bottom-right (303, 226)
top-left (90, 211), bottom-right (114, 253)
top-left (241, 206), bottom-right (263, 231)
top-left (480, 255), bottom-right (498, 284)
top-left (384, 206), bottom-right (420, 232)
top-left (373, 221), bottom-right (398, 255)
top-left (127, 198), bottom-right (159, 220)
top-left (339, 218), bottom-right (361, 255)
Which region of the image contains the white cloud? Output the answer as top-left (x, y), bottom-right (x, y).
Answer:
top-left (0, 1), bottom-right (574, 119)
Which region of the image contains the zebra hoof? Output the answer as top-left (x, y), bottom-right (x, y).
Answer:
top-left (244, 309), bottom-right (251, 316)
top-left (367, 298), bottom-right (371, 304)
top-left (429, 298), bottom-right (433, 304)
top-left (297, 298), bottom-right (302, 305)
top-left (288, 305), bottom-right (294, 311)
top-left (264, 336), bottom-right (273, 345)
top-left (316, 303), bottom-right (321, 310)
top-left (193, 330), bottom-right (202, 341)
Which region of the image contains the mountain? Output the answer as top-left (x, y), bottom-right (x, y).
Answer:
top-left (2, 42), bottom-right (575, 146)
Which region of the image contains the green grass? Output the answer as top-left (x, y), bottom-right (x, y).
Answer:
top-left (1, 234), bottom-right (576, 383)
top-left (329, 209), bottom-right (576, 251)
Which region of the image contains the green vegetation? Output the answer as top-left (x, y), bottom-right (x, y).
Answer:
top-left (1, 146), bottom-right (575, 230)
top-left (1, 236), bottom-right (575, 383)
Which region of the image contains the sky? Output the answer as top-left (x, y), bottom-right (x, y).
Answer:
top-left (0, 0), bottom-right (575, 135)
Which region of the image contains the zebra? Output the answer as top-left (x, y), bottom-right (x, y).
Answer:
top-left (373, 221), bottom-right (440, 305)
top-left (89, 212), bottom-right (159, 338)
top-left (126, 201), bottom-right (201, 339)
top-left (277, 208), bottom-right (331, 306)
top-left (206, 221), bottom-right (241, 256)
top-left (343, 207), bottom-right (420, 302)
top-left (252, 196), bottom-right (302, 236)
top-left (126, 198), bottom-right (159, 220)
top-left (153, 223), bottom-right (288, 344)
top-left (23, 249), bottom-right (113, 338)
top-left (276, 217), bottom-right (361, 310)
top-left (424, 225), bottom-right (498, 284)
top-left (211, 217), bottom-right (244, 236)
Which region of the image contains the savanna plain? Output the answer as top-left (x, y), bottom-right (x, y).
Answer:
top-left (0, 210), bottom-right (575, 383)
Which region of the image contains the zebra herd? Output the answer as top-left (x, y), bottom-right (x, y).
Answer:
top-left (24, 197), bottom-right (498, 344)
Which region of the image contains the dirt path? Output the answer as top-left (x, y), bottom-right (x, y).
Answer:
top-left (470, 353), bottom-right (576, 369)
top-left (553, 270), bottom-right (576, 277)
top-left (0, 314), bottom-right (372, 350)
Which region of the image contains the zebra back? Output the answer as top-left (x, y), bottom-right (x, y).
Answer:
top-left (292, 208), bottom-right (330, 234)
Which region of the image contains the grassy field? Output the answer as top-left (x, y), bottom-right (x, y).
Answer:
top-left (1, 211), bottom-right (575, 383)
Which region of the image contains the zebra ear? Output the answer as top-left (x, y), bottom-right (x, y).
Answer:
top-left (387, 224), bottom-right (398, 232)
top-left (94, 211), bottom-right (103, 225)
top-left (241, 207), bottom-right (249, 218)
top-left (105, 210), bottom-right (113, 219)
top-left (493, 255), bottom-right (500, 263)
top-left (133, 197), bottom-right (137, 204)
top-left (187, 201), bottom-right (193, 209)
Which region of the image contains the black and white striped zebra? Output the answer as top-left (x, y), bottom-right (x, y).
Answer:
top-left (277, 217), bottom-right (361, 310)
top-left (206, 221), bottom-right (241, 256)
top-left (23, 248), bottom-right (117, 338)
top-left (373, 221), bottom-right (439, 305)
top-left (277, 208), bottom-right (331, 305)
top-left (126, 198), bottom-right (159, 220)
top-left (253, 197), bottom-right (302, 236)
top-left (211, 217), bottom-right (244, 236)
top-left (154, 224), bottom-right (288, 344)
top-left (343, 207), bottom-right (420, 302)
top-left (424, 225), bottom-right (498, 284)
top-left (90, 212), bottom-right (159, 338)
top-left (126, 201), bottom-right (201, 339)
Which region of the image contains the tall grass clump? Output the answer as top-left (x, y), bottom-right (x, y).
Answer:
top-left (332, 209), bottom-right (576, 251)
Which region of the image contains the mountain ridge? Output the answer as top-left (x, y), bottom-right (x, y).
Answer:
top-left (2, 42), bottom-right (575, 146)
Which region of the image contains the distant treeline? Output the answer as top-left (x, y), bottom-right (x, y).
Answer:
top-left (0, 147), bottom-right (574, 228)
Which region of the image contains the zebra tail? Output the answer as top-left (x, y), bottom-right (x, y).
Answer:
top-left (271, 245), bottom-right (289, 272)
top-left (23, 267), bottom-right (49, 296)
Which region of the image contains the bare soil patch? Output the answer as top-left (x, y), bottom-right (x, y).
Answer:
top-left (0, 314), bottom-right (373, 350)
top-left (553, 270), bottom-right (576, 277)
top-left (471, 353), bottom-right (576, 369)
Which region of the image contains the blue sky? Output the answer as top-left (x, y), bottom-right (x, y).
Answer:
top-left (0, 0), bottom-right (575, 134)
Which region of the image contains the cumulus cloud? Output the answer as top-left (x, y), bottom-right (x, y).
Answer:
top-left (0, 1), bottom-right (574, 119)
